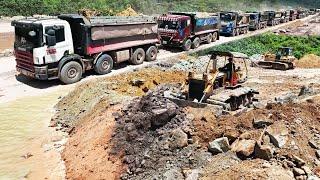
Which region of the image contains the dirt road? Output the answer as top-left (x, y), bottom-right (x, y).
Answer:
top-left (0, 14), bottom-right (317, 104)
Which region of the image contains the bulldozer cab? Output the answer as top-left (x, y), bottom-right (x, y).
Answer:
top-left (187, 51), bottom-right (249, 101)
top-left (209, 51), bottom-right (249, 86)
top-left (279, 47), bottom-right (293, 56)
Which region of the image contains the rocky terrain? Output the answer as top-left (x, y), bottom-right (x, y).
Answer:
top-left (50, 53), bottom-right (320, 179)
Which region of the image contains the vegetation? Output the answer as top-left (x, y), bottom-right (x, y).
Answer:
top-left (1, 0), bottom-right (320, 16)
top-left (198, 33), bottom-right (320, 59)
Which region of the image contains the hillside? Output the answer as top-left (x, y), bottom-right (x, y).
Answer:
top-left (0, 0), bottom-right (320, 16)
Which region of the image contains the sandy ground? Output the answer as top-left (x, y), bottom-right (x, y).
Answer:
top-left (0, 13), bottom-right (318, 179)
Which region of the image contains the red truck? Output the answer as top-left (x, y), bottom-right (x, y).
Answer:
top-left (157, 12), bottom-right (220, 51)
top-left (12, 15), bottom-right (159, 84)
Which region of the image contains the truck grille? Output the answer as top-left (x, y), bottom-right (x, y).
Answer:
top-left (15, 50), bottom-right (34, 72)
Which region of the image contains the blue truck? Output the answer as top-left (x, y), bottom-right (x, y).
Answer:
top-left (246, 12), bottom-right (268, 30)
top-left (219, 12), bottom-right (249, 36)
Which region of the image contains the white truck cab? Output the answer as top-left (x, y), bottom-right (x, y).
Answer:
top-left (13, 18), bottom-right (74, 80)
top-left (12, 15), bottom-right (159, 84)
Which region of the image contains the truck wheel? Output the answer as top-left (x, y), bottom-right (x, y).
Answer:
top-left (94, 54), bottom-right (114, 75)
top-left (130, 48), bottom-right (145, 65)
top-left (232, 29), bottom-right (236, 36)
top-left (212, 32), bottom-right (218, 42)
top-left (60, 61), bottom-right (83, 84)
top-left (236, 28), bottom-right (240, 36)
top-left (146, 46), bottom-right (158, 61)
top-left (182, 39), bottom-right (192, 51)
top-left (192, 37), bottom-right (201, 49)
top-left (206, 33), bottom-right (213, 44)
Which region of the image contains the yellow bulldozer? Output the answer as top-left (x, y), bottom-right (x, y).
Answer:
top-left (164, 51), bottom-right (258, 111)
top-left (258, 47), bottom-right (297, 70)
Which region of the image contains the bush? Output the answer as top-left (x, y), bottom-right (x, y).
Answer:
top-left (1, 0), bottom-right (320, 16)
top-left (198, 33), bottom-right (320, 59)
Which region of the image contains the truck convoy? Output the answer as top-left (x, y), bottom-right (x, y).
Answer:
top-left (12, 8), bottom-right (316, 84)
top-left (246, 12), bottom-right (268, 30)
top-left (157, 12), bottom-right (220, 51)
top-left (12, 15), bottom-right (159, 84)
top-left (219, 11), bottom-right (249, 36)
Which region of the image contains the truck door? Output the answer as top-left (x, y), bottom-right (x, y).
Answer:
top-left (178, 19), bottom-right (191, 39)
top-left (43, 25), bottom-right (72, 64)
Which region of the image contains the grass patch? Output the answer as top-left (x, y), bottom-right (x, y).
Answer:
top-left (198, 33), bottom-right (320, 59)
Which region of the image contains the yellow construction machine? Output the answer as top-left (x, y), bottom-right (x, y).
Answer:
top-left (258, 47), bottom-right (297, 70)
top-left (165, 51), bottom-right (258, 111)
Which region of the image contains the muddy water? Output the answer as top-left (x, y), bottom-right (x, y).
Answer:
top-left (0, 90), bottom-right (67, 179)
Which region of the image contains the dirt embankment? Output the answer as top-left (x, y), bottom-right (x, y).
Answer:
top-left (54, 54), bottom-right (320, 179)
top-left (296, 54), bottom-right (320, 68)
top-left (62, 86), bottom-right (320, 179)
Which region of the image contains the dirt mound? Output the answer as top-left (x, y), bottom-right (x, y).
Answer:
top-left (296, 54), bottom-right (320, 68)
top-left (51, 68), bottom-right (185, 133)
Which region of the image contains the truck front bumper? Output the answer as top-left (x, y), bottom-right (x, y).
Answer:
top-left (219, 27), bottom-right (233, 35)
top-left (17, 66), bottom-right (58, 80)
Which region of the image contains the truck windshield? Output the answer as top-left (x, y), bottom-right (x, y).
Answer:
top-left (220, 14), bottom-right (235, 22)
top-left (158, 20), bottom-right (179, 30)
top-left (14, 26), bottom-right (42, 50)
top-left (250, 14), bottom-right (257, 20)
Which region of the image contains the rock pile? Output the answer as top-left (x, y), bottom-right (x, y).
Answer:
top-left (110, 90), bottom-right (212, 179)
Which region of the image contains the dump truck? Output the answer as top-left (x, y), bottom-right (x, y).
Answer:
top-left (246, 12), bottom-right (268, 30)
top-left (309, 9), bottom-right (317, 15)
top-left (157, 12), bottom-right (220, 51)
top-left (164, 51), bottom-right (258, 111)
top-left (289, 9), bottom-right (298, 21)
top-left (297, 9), bottom-right (307, 19)
top-left (264, 11), bottom-right (281, 26)
top-left (219, 12), bottom-right (249, 36)
top-left (280, 10), bottom-right (290, 23)
top-left (257, 47), bottom-right (297, 70)
top-left (12, 14), bottom-right (159, 84)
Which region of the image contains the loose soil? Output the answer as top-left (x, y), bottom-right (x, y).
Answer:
top-left (296, 54), bottom-right (320, 68)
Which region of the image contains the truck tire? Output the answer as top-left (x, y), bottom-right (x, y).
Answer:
top-left (145, 46), bottom-right (158, 61)
top-left (192, 37), bottom-right (201, 49)
top-left (130, 48), bottom-right (145, 65)
top-left (206, 33), bottom-right (213, 44)
top-left (182, 39), bottom-right (192, 51)
top-left (60, 61), bottom-right (83, 84)
top-left (232, 29), bottom-right (236, 36)
top-left (236, 28), bottom-right (240, 36)
top-left (94, 54), bottom-right (114, 75)
top-left (212, 32), bottom-right (218, 42)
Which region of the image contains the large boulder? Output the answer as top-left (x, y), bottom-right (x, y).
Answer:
top-left (266, 122), bottom-right (289, 148)
top-left (208, 137), bottom-right (230, 154)
top-left (231, 139), bottom-right (256, 158)
top-left (163, 168), bottom-right (184, 180)
top-left (254, 144), bottom-right (274, 160)
top-left (169, 128), bottom-right (188, 149)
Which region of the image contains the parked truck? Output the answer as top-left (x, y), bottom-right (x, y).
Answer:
top-left (297, 9), bottom-right (307, 19)
top-left (246, 12), bottom-right (268, 30)
top-left (264, 11), bottom-right (281, 26)
top-left (289, 9), bottom-right (298, 21)
top-left (280, 10), bottom-right (290, 23)
top-left (219, 11), bottom-right (249, 36)
top-left (157, 12), bottom-right (220, 51)
top-left (12, 14), bottom-right (159, 84)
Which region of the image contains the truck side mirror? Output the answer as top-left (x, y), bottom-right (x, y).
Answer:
top-left (46, 29), bottom-right (56, 47)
